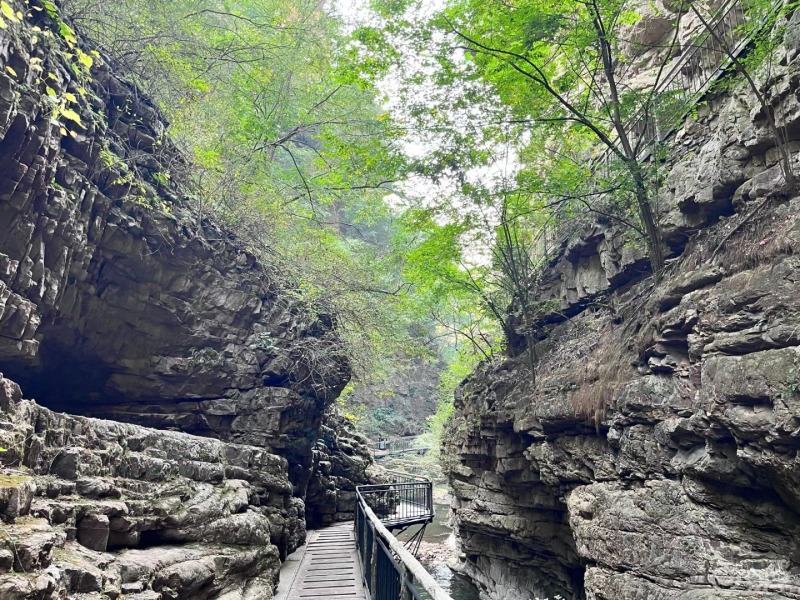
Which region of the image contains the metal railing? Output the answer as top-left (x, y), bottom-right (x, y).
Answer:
top-left (357, 470), bottom-right (434, 529)
top-left (372, 436), bottom-right (422, 453)
top-left (355, 473), bottom-right (451, 600)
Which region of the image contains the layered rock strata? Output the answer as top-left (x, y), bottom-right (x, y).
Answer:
top-left (306, 409), bottom-right (386, 527)
top-left (0, 2), bottom-right (364, 599)
top-left (0, 374), bottom-right (302, 599)
top-left (0, 0), bottom-right (348, 490)
top-left (445, 15), bottom-right (800, 600)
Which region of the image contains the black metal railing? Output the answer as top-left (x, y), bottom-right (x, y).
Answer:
top-left (372, 436), bottom-right (420, 452)
top-left (355, 473), bottom-right (451, 600)
top-left (357, 470), bottom-right (434, 529)
top-left (372, 436), bottom-right (432, 459)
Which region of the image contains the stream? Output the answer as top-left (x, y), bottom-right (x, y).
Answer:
top-left (398, 501), bottom-right (481, 600)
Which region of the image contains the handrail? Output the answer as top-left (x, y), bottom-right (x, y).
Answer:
top-left (385, 470), bottom-right (431, 484)
top-left (355, 483), bottom-right (452, 600)
top-left (371, 435), bottom-right (423, 452)
top-left (358, 471), bottom-right (434, 528)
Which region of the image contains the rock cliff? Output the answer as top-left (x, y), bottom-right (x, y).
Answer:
top-left (0, 0), bottom-right (349, 489)
top-left (306, 408), bottom-right (386, 527)
top-left (445, 13), bottom-right (800, 600)
top-left (0, 374), bottom-right (301, 599)
top-left (0, 1), bottom-right (370, 598)
top-left (348, 355), bottom-right (443, 439)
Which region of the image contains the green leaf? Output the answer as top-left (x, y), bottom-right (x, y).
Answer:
top-left (76, 49), bottom-right (93, 69)
top-left (60, 108), bottom-right (82, 125)
top-left (59, 22), bottom-right (77, 46)
top-left (0, 1), bottom-right (17, 22)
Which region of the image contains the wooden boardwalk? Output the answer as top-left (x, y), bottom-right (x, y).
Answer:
top-left (279, 522), bottom-right (367, 600)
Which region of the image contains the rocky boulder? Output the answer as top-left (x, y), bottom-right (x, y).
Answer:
top-left (0, 373), bottom-right (303, 599)
top-left (305, 408), bottom-right (387, 527)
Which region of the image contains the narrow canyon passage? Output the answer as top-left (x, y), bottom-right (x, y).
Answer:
top-left (2, 0), bottom-right (800, 598)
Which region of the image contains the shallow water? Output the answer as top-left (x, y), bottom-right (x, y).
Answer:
top-left (422, 560), bottom-right (482, 600)
top-left (399, 501), bottom-right (481, 600)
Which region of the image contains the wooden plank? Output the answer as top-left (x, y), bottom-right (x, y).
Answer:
top-left (285, 523), bottom-right (367, 600)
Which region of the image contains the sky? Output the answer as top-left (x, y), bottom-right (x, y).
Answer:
top-left (327, 0), bottom-right (529, 269)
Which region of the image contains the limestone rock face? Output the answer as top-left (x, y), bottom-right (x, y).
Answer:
top-left (444, 32), bottom-right (800, 600)
top-left (0, 374), bottom-right (299, 599)
top-left (448, 213), bottom-right (800, 600)
top-left (348, 355), bottom-right (443, 439)
top-left (0, 0), bottom-right (349, 490)
top-left (306, 409), bottom-right (386, 527)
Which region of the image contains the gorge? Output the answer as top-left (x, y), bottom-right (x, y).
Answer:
top-left (2, 0), bottom-right (800, 598)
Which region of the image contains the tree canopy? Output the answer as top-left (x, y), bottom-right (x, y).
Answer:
top-left (61, 0), bottom-right (796, 437)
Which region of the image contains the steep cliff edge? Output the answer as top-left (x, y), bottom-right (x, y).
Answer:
top-left (445, 16), bottom-right (800, 600)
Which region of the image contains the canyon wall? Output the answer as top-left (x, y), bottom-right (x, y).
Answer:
top-left (306, 408), bottom-right (386, 527)
top-left (445, 10), bottom-right (800, 600)
top-left (0, 1), bottom-right (373, 598)
top-left (0, 0), bottom-right (351, 488)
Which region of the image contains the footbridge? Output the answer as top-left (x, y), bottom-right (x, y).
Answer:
top-left (279, 471), bottom-right (452, 600)
top-left (371, 436), bottom-right (432, 459)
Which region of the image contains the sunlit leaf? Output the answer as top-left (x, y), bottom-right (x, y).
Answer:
top-left (76, 50), bottom-right (93, 69)
top-left (60, 108), bottom-right (82, 125)
top-left (0, 1), bottom-right (17, 21)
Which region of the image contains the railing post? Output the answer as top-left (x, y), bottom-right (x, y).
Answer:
top-left (400, 564), bottom-right (413, 600)
top-left (370, 523), bottom-right (379, 594)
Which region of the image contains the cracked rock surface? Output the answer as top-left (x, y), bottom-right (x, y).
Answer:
top-left (444, 18), bottom-right (800, 600)
top-left (0, 0), bottom-right (349, 492)
top-left (0, 374), bottom-right (298, 599)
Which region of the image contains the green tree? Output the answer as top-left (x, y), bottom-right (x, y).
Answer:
top-left (356, 0), bottom-right (699, 277)
top-left (61, 0), bottom-right (437, 380)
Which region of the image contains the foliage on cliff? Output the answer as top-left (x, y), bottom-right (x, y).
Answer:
top-left (45, 0), bottom-right (799, 440)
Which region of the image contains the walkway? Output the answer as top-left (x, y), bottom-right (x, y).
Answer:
top-left (275, 471), bottom-right (447, 600)
top-left (276, 523), bottom-right (366, 600)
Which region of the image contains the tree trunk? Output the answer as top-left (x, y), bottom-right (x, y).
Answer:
top-left (628, 160), bottom-right (665, 277)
